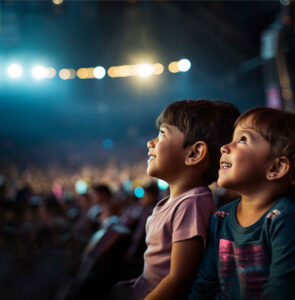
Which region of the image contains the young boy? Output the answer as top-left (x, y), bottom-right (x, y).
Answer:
top-left (133, 99), bottom-right (240, 299)
top-left (189, 107), bottom-right (295, 299)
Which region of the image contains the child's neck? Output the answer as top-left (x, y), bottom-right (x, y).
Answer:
top-left (168, 177), bottom-right (205, 199)
top-left (237, 190), bottom-right (278, 227)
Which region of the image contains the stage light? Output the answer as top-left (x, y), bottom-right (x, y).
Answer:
top-left (137, 64), bottom-right (153, 77)
top-left (168, 61), bottom-right (179, 73)
top-left (178, 59), bottom-right (191, 72)
top-left (75, 180), bottom-right (88, 194)
top-left (59, 69), bottom-right (71, 80)
top-left (157, 179), bottom-right (169, 190)
top-left (153, 63), bottom-right (164, 75)
top-left (47, 67), bottom-right (56, 78)
top-left (52, 0), bottom-right (63, 5)
top-left (7, 64), bottom-right (22, 78)
top-left (134, 187), bottom-right (144, 198)
top-left (77, 68), bottom-right (88, 79)
top-left (32, 65), bottom-right (47, 79)
top-left (93, 66), bottom-right (106, 79)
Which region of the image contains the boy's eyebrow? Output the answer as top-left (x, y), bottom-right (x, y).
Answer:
top-left (236, 128), bottom-right (257, 140)
top-left (160, 124), bottom-right (171, 133)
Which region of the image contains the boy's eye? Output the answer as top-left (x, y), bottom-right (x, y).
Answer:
top-left (159, 129), bottom-right (165, 136)
top-left (238, 136), bottom-right (247, 144)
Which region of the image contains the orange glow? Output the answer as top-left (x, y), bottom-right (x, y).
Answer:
top-left (168, 61), bottom-right (179, 73)
top-left (59, 69), bottom-right (71, 80)
top-left (77, 68), bottom-right (88, 79)
top-left (153, 63), bottom-right (164, 75)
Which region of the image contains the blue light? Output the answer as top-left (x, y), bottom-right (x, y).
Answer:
top-left (75, 180), bottom-right (88, 194)
top-left (123, 180), bottom-right (133, 192)
top-left (157, 179), bottom-right (169, 190)
top-left (103, 138), bottom-right (114, 150)
top-left (134, 187), bottom-right (145, 198)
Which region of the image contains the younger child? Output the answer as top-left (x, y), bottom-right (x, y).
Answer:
top-left (133, 99), bottom-right (240, 299)
top-left (190, 107), bottom-right (295, 299)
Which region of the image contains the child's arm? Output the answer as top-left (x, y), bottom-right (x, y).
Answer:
top-left (144, 236), bottom-right (204, 300)
top-left (263, 212), bottom-right (295, 299)
top-left (189, 215), bottom-right (220, 299)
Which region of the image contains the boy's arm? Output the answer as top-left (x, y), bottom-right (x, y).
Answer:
top-left (144, 236), bottom-right (204, 300)
top-left (189, 215), bottom-right (220, 300)
top-left (262, 212), bottom-right (295, 299)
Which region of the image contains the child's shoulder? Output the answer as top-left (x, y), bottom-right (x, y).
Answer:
top-left (213, 199), bottom-right (239, 219)
top-left (266, 196), bottom-right (295, 222)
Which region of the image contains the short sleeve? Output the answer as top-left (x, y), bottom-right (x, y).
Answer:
top-left (263, 212), bottom-right (295, 299)
top-left (172, 197), bottom-right (211, 243)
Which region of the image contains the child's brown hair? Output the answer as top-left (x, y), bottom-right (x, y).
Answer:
top-left (156, 99), bottom-right (240, 184)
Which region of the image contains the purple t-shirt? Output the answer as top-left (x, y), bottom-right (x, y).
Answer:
top-left (133, 186), bottom-right (215, 297)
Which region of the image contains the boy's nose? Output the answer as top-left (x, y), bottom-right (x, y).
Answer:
top-left (220, 143), bottom-right (230, 154)
top-left (147, 137), bottom-right (157, 148)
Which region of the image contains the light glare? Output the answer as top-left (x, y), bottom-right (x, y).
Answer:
top-left (137, 64), bottom-right (153, 78)
top-left (32, 65), bottom-right (47, 79)
top-left (178, 59), bottom-right (191, 72)
top-left (7, 64), bottom-right (22, 78)
top-left (93, 66), bottom-right (106, 79)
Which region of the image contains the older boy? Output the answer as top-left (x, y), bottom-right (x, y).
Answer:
top-left (133, 99), bottom-right (240, 299)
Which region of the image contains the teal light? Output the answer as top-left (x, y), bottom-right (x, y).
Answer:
top-left (134, 186), bottom-right (145, 198)
top-left (75, 180), bottom-right (88, 194)
top-left (157, 179), bottom-right (169, 190)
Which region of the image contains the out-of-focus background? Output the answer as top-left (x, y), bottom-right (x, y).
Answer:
top-left (0, 1), bottom-right (294, 299)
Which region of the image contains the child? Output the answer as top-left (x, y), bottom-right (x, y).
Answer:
top-left (189, 107), bottom-right (295, 299)
top-left (133, 99), bottom-right (240, 299)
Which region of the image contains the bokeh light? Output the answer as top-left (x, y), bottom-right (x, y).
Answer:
top-left (52, 0), bottom-right (64, 5)
top-left (7, 64), bottom-right (23, 79)
top-left (153, 63), bottom-right (164, 75)
top-left (168, 61), bottom-right (179, 73)
top-left (47, 67), bottom-right (56, 78)
top-left (178, 59), bottom-right (191, 72)
top-left (93, 66), bottom-right (106, 79)
top-left (137, 64), bottom-right (153, 77)
top-left (32, 65), bottom-right (47, 79)
top-left (134, 186), bottom-right (145, 198)
top-left (59, 69), bottom-right (71, 80)
top-left (157, 179), bottom-right (169, 190)
top-left (75, 180), bottom-right (88, 194)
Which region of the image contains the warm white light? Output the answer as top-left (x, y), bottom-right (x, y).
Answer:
top-left (52, 0), bottom-right (64, 5)
top-left (178, 59), bottom-right (191, 72)
top-left (137, 64), bottom-right (153, 78)
top-left (32, 65), bottom-right (47, 79)
top-left (93, 66), bottom-right (106, 79)
top-left (7, 64), bottom-right (22, 78)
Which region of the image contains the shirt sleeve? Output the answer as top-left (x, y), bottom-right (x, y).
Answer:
top-left (171, 197), bottom-right (211, 243)
top-left (188, 214), bottom-right (220, 299)
top-left (262, 212), bottom-right (295, 299)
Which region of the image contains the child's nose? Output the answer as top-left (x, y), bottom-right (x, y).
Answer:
top-left (220, 143), bottom-right (230, 154)
top-left (147, 137), bottom-right (157, 148)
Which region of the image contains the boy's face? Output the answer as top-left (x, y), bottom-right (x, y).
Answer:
top-left (147, 124), bottom-right (188, 182)
top-left (217, 117), bottom-right (272, 193)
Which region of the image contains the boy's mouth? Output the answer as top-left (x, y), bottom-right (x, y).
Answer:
top-left (148, 153), bottom-right (156, 161)
top-left (220, 161), bottom-right (232, 169)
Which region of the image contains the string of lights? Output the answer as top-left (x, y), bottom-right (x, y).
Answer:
top-left (4, 59), bottom-right (191, 80)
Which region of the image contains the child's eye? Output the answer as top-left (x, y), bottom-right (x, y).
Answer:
top-left (159, 129), bottom-right (165, 136)
top-left (238, 136), bottom-right (247, 144)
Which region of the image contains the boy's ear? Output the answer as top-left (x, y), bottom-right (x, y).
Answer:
top-left (266, 156), bottom-right (290, 181)
top-left (185, 141), bottom-right (208, 166)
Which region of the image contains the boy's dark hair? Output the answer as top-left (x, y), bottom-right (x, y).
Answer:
top-left (235, 106), bottom-right (295, 191)
top-left (156, 99), bottom-right (240, 184)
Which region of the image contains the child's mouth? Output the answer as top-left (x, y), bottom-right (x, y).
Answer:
top-left (220, 162), bottom-right (232, 169)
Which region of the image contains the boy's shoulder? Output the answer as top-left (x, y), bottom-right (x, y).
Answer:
top-left (266, 196), bottom-right (295, 222)
top-left (213, 199), bottom-right (239, 219)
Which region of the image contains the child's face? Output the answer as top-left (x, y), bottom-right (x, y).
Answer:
top-left (147, 124), bottom-right (188, 182)
top-left (217, 117), bottom-right (272, 193)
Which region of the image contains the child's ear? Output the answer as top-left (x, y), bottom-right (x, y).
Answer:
top-left (266, 156), bottom-right (290, 181)
top-left (185, 141), bottom-right (208, 166)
